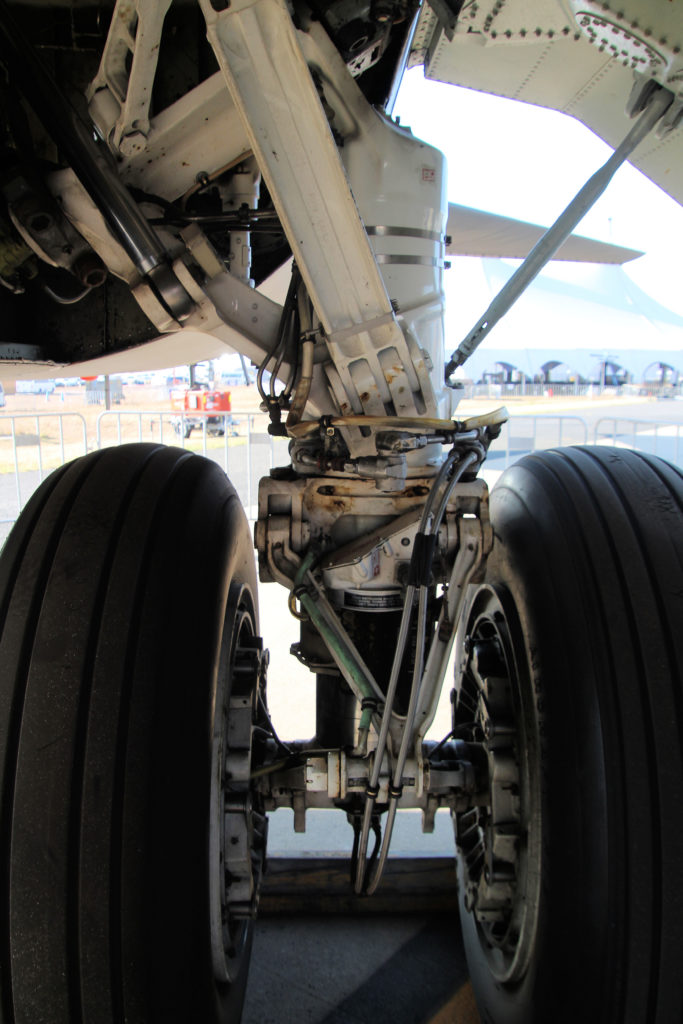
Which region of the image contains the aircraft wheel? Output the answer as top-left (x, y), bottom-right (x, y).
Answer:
top-left (453, 447), bottom-right (683, 1024)
top-left (0, 443), bottom-right (265, 1023)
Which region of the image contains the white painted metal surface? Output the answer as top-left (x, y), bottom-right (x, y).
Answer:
top-left (88, 0), bottom-right (174, 156)
top-left (415, 0), bottom-right (683, 205)
top-left (199, 0), bottom-right (443, 432)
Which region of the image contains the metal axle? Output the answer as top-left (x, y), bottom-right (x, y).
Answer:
top-left (254, 740), bottom-right (486, 828)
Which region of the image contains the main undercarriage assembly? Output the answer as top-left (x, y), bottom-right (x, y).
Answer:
top-left (0, 0), bottom-right (683, 1022)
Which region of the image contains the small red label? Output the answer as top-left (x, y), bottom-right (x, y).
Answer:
top-left (422, 167), bottom-right (436, 183)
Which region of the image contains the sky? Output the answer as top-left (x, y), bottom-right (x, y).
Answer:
top-left (393, 67), bottom-right (683, 319)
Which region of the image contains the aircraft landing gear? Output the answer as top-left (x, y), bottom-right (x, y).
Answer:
top-left (453, 447), bottom-right (683, 1024)
top-left (0, 444), bottom-right (265, 1023)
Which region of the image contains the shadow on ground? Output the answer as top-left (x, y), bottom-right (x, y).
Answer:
top-left (244, 913), bottom-right (479, 1024)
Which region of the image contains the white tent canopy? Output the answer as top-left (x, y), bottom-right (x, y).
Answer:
top-left (447, 259), bottom-right (683, 383)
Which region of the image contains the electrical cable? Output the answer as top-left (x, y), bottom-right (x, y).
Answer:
top-left (42, 282), bottom-right (92, 306)
top-left (427, 730), bottom-right (455, 762)
top-left (258, 691), bottom-right (292, 756)
top-left (0, 274), bottom-right (24, 294)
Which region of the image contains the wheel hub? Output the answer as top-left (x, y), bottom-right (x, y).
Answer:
top-left (454, 585), bottom-right (540, 983)
top-left (210, 612), bottom-right (268, 984)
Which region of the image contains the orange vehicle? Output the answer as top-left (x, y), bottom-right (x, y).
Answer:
top-left (170, 383), bottom-right (235, 438)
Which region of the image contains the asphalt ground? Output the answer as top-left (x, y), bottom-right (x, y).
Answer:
top-left (243, 914), bottom-right (480, 1024)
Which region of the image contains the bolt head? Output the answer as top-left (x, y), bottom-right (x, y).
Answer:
top-left (118, 131), bottom-right (147, 158)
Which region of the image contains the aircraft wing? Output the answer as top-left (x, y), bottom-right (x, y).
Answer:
top-left (412, 0), bottom-right (683, 206)
top-left (446, 204), bottom-right (643, 262)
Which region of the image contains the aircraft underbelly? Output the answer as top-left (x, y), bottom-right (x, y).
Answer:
top-left (418, 0), bottom-right (683, 205)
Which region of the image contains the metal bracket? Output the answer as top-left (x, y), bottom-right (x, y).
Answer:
top-left (87, 0), bottom-right (173, 157)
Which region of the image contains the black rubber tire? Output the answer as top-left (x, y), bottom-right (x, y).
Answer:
top-left (454, 446), bottom-right (683, 1024)
top-left (0, 443), bottom-right (260, 1024)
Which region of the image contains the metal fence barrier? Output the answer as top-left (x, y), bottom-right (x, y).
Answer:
top-left (485, 415), bottom-right (589, 471)
top-left (94, 407), bottom-right (290, 520)
top-left (461, 382), bottom-right (683, 401)
top-left (2, 409), bottom-right (683, 547)
top-left (0, 412), bottom-right (88, 543)
top-left (0, 410), bottom-right (289, 546)
top-left (94, 410), bottom-right (289, 519)
top-left (593, 417), bottom-right (683, 468)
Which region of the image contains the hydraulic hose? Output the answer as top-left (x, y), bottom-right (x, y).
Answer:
top-left (363, 449), bottom-right (479, 895)
top-left (353, 446), bottom-right (462, 893)
top-left (355, 447), bottom-right (479, 894)
top-left (288, 414), bottom-right (458, 438)
top-left (287, 289), bottom-right (315, 428)
top-left (292, 553), bottom-right (384, 708)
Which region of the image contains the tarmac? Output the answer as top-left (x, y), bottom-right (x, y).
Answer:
top-left (243, 584), bottom-right (479, 1024)
top-left (243, 913), bottom-right (479, 1024)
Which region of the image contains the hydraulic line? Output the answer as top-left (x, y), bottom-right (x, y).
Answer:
top-left (351, 576), bottom-right (417, 894)
top-left (353, 445), bottom-right (477, 893)
top-left (364, 586), bottom-right (429, 895)
top-left (270, 298), bottom-right (298, 401)
top-left (363, 449), bottom-right (479, 895)
top-left (288, 410), bottom-right (508, 440)
top-left (292, 553), bottom-right (385, 708)
top-left (283, 432), bottom-right (485, 893)
top-left (0, 0), bottom-right (194, 322)
top-left (288, 415), bottom-right (458, 438)
top-left (287, 288), bottom-right (316, 428)
top-left (431, 444), bottom-right (484, 527)
top-left (257, 265), bottom-right (300, 405)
